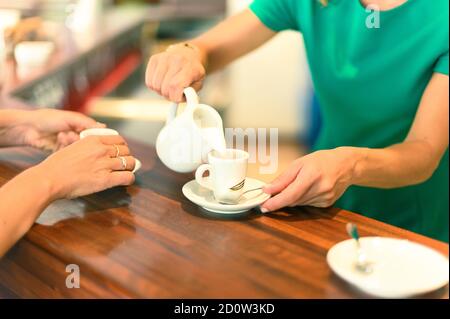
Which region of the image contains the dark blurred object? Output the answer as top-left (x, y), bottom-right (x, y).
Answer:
top-left (113, 0), bottom-right (161, 4)
top-left (301, 92), bottom-right (322, 150)
top-left (156, 18), bottom-right (221, 39)
top-left (149, 0), bottom-right (226, 39)
top-left (115, 0), bottom-right (225, 18)
top-left (6, 6), bottom-right (145, 110)
top-left (164, 0), bottom-right (225, 17)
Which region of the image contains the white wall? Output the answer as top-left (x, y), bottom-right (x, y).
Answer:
top-left (225, 0), bottom-right (311, 137)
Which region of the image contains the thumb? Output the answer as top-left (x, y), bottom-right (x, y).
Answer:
top-left (191, 80), bottom-right (203, 92)
top-left (66, 112), bottom-right (104, 132)
top-left (56, 131), bottom-right (80, 150)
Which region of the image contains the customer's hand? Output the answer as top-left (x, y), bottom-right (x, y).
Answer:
top-left (145, 44), bottom-right (206, 102)
top-left (15, 109), bottom-right (103, 151)
top-left (261, 148), bottom-right (358, 212)
top-left (33, 135), bottom-right (136, 199)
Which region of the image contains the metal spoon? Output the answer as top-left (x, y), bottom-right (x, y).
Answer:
top-left (218, 187), bottom-right (264, 205)
top-left (346, 223), bottom-right (373, 274)
top-left (240, 186), bottom-right (263, 197)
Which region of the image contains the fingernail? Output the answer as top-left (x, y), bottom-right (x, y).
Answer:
top-left (260, 207), bottom-right (269, 213)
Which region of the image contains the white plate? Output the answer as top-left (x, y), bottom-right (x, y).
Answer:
top-left (133, 158), bottom-right (142, 173)
top-left (182, 177), bottom-right (271, 214)
top-left (327, 237), bottom-right (449, 298)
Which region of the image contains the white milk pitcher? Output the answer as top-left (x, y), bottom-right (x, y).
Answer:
top-left (156, 87), bottom-right (226, 173)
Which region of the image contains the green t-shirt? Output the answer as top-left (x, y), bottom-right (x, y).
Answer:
top-left (250, 0), bottom-right (449, 242)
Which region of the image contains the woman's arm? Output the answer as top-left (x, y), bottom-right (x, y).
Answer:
top-left (0, 109), bottom-right (135, 256)
top-left (0, 135), bottom-right (136, 257)
top-left (351, 73), bottom-right (449, 187)
top-left (0, 166), bottom-right (55, 256)
top-left (145, 9), bottom-right (276, 102)
top-left (190, 9), bottom-right (277, 73)
top-left (0, 109), bottom-right (28, 146)
top-left (261, 73), bottom-right (449, 211)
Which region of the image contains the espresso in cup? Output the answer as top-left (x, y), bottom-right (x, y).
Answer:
top-left (195, 149), bottom-right (249, 204)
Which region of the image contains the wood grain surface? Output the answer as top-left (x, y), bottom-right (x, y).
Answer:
top-left (0, 139), bottom-right (448, 299)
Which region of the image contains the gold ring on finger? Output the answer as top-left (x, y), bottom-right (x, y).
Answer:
top-left (113, 144), bottom-right (120, 157)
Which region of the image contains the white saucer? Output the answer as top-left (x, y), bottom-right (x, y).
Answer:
top-left (327, 237), bottom-right (449, 298)
top-left (182, 177), bottom-right (271, 214)
top-left (133, 158), bottom-right (142, 173)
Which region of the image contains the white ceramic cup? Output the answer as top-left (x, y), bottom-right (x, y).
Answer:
top-left (79, 128), bottom-right (119, 139)
top-left (195, 149), bottom-right (249, 204)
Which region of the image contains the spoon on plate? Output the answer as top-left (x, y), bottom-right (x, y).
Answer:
top-left (241, 186), bottom-right (263, 196)
top-left (218, 187), bottom-right (264, 205)
top-left (346, 223), bottom-right (373, 274)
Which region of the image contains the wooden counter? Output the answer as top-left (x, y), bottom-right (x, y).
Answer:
top-left (0, 3), bottom-right (447, 300)
top-left (0, 140), bottom-right (447, 298)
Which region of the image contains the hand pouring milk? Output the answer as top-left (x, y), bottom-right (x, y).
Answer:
top-left (156, 87), bottom-right (226, 173)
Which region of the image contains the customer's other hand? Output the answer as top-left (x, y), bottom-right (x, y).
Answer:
top-left (17, 109), bottom-right (103, 151)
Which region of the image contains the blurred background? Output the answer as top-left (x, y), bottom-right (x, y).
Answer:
top-left (0, 0), bottom-right (318, 180)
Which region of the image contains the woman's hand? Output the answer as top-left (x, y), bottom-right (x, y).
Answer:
top-left (145, 44), bottom-right (206, 102)
top-left (261, 148), bottom-right (358, 212)
top-left (21, 109), bottom-right (103, 151)
top-left (32, 135), bottom-right (136, 200)
top-left (0, 132), bottom-right (136, 256)
top-left (144, 9), bottom-right (275, 102)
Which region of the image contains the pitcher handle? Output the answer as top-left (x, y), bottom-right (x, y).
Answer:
top-left (166, 87), bottom-right (199, 123)
top-left (184, 87), bottom-right (199, 108)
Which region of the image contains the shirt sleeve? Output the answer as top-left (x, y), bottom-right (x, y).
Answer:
top-left (249, 0), bottom-right (300, 32)
top-left (434, 51), bottom-right (449, 75)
